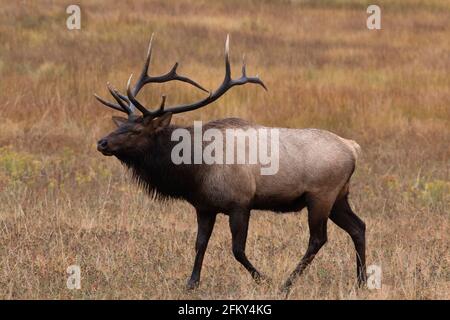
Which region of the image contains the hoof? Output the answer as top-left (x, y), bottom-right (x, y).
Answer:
top-left (186, 279), bottom-right (199, 290)
top-left (280, 280), bottom-right (293, 293)
top-left (253, 273), bottom-right (262, 284)
top-left (279, 283), bottom-right (292, 299)
top-left (254, 273), bottom-right (271, 285)
top-left (357, 280), bottom-right (367, 289)
top-left (251, 271), bottom-right (266, 284)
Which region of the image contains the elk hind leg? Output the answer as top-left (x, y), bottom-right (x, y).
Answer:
top-left (329, 194), bottom-right (367, 286)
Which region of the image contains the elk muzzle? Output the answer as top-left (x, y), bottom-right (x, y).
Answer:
top-left (97, 138), bottom-right (113, 156)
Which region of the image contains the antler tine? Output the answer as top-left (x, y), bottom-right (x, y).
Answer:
top-left (242, 54), bottom-right (246, 77)
top-left (107, 82), bottom-right (133, 114)
top-left (132, 33), bottom-right (155, 97)
top-left (231, 69), bottom-right (268, 91)
top-left (230, 44), bottom-right (267, 91)
top-left (126, 74), bottom-right (151, 116)
top-left (164, 63), bottom-right (209, 93)
top-left (158, 95), bottom-right (167, 112)
top-left (115, 90), bottom-right (129, 104)
top-left (224, 34), bottom-right (232, 82)
top-left (94, 93), bottom-right (127, 113)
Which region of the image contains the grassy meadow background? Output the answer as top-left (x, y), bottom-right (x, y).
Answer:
top-left (0, 0), bottom-right (449, 299)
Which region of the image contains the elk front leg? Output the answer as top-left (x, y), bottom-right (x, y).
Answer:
top-left (187, 210), bottom-right (216, 290)
top-left (229, 209), bottom-right (263, 283)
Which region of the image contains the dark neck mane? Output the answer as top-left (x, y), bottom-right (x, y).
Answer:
top-left (115, 118), bottom-right (250, 202)
top-left (117, 125), bottom-right (198, 201)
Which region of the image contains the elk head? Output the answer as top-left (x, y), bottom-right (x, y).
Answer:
top-left (94, 34), bottom-right (266, 157)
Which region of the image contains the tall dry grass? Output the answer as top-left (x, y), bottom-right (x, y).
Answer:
top-left (0, 0), bottom-right (449, 299)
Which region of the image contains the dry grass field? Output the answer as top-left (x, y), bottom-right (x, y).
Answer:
top-left (0, 0), bottom-right (449, 299)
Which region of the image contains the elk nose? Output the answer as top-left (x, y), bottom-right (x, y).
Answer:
top-left (97, 139), bottom-right (108, 150)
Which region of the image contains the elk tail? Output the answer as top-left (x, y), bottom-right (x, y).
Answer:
top-left (341, 138), bottom-right (362, 163)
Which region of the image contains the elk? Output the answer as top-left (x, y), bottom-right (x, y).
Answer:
top-left (94, 34), bottom-right (367, 291)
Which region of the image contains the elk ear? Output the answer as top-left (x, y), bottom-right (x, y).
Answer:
top-left (144, 113), bottom-right (172, 133)
top-left (112, 116), bottom-right (128, 127)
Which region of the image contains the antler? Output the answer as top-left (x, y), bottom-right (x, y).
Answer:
top-left (95, 34), bottom-right (267, 119)
top-left (94, 33), bottom-right (208, 116)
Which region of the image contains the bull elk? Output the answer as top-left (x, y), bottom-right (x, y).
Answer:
top-left (94, 34), bottom-right (367, 291)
